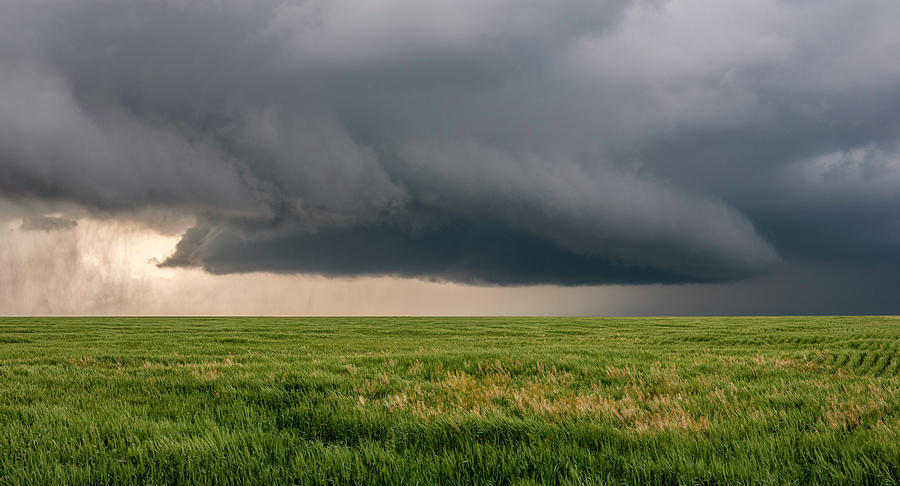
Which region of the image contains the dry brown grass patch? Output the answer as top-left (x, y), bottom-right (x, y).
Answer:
top-left (69, 356), bottom-right (95, 367)
top-left (377, 370), bottom-right (708, 432)
top-left (823, 399), bottom-right (887, 429)
top-left (752, 355), bottom-right (818, 371)
top-left (178, 357), bottom-right (242, 380)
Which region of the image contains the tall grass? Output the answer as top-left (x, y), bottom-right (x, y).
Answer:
top-left (0, 316), bottom-right (897, 485)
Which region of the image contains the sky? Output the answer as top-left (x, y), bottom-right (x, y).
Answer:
top-left (2, 0), bottom-right (900, 315)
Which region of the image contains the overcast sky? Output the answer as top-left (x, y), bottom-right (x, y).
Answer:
top-left (2, 0), bottom-right (900, 315)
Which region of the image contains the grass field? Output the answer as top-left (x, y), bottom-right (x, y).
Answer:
top-left (0, 316), bottom-right (897, 485)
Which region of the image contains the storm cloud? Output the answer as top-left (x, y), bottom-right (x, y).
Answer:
top-left (1, 0), bottom-right (899, 292)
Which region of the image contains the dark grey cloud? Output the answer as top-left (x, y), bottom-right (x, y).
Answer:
top-left (1, 0), bottom-right (899, 301)
top-left (162, 200), bottom-right (769, 285)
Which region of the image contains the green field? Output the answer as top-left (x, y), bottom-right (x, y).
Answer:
top-left (0, 317), bottom-right (897, 485)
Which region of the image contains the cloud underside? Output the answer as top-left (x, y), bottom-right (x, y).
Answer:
top-left (163, 210), bottom-right (770, 285)
top-left (2, 0), bottom-right (900, 287)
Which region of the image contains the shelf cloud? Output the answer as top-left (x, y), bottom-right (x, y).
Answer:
top-left (1, 0), bottom-right (899, 293)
